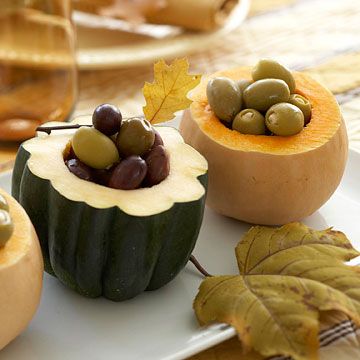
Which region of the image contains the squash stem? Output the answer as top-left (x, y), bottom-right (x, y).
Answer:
top-left (36, 116), bottom-right (145, 134)
top-left (36, 124), bottom-right (92, 134)
top-left (190, 255), bottom-right (212, 277)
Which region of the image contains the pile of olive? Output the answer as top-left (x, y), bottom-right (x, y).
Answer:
top-left (0, 195), bottom-right (14, 247)
top-left (207, 59), bottom-right (312, 136)
top-left (65, 104), bottom-right (170, 190)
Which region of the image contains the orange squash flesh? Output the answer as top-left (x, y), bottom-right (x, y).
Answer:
top-left (190, 67), bottom-right (341, 154)
top-left (180, 67), bottom-right (348, 225)
top-left (0, 188), bottom-right (43, 350)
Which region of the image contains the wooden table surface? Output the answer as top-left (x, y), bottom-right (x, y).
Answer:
top-left (1, 0), bottom-right (360, 358)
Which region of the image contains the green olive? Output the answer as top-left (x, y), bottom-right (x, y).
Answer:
top-left (0, 210), bottom-right (14, 247)
top-left (0, 194), bottom-right (9, 211)
top-left (252, 59), bottom-right (296, 93)
top-left (206, 77), bottom-right (242, 123)
top-left (232, 109), bottom-right (266, 135)
top-left (236, 79), bottom-right (253, 93)
top-left (116, 117), bottom-right (155, 157)
top-left (243, 79), bottom-right (290, 112)
top-left (265, 103), bottom-right (304, 136)
top-left (72, 127), bottom-right (120, 170)
top-left (289, 94), bottom-right (312, 124)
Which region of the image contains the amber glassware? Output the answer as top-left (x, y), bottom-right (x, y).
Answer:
top-left (0, 0), bottom-right (77, 141)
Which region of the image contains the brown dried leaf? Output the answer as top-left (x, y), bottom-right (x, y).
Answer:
top-left (194, 223), bottom-right (360, 360)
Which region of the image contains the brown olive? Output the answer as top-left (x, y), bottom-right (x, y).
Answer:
top-left (93, 168), bottom-right (113, 186)
top-left (109, 156), bottom-right (147, 190)
top-left (92, 103), bottom-right (122, 136)
top-left (66, 159), bottom-right (94, 182)
top-left (116, 118), bottom-right (155, 157)
top-left (152, 129), bottom-right (164, 148)
top-left (144, 145), bottom-right (170, 187)
top-left (64, 146), bottom-right (77, 161)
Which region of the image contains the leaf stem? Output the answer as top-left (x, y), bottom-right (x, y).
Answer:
top-left (190, 255), bottom-right (212, 277)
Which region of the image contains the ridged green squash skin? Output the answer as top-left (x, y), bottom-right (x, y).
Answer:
top-left (12, 145), bottom-right (207, 301)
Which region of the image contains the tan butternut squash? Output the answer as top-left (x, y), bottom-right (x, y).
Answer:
top-left (180, 67), bottom-right (348, 225)
top-left (0, 188), bottom-right (43, 350)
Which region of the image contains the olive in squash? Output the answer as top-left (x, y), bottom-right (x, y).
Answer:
top-left (243, 79), bottom-right (290, 112)
top-left (265, 103), bottom-right (304, 136)
top-left (232, 109), bottom-right (266, 135)
top-left (289, 94), bottom-right (312, 125)
top-left (152, 128), bottom-right (164, 148)
top-left (116, 118), bottom-right (155, 157)
top-left (144, 145), bottom-right (170, 187)
top-left (252, 58), bottom-right (296, 93)
top-left (92, 103), bottom-right (122, 136)
top-left (206, 77), bottom-right (242, 123)
top-left (109, 156), bottom-right (147, 190)
top-left (72, 127), bottom-right (120, 170)
top-left (236, 79), bottom-right (253, 93)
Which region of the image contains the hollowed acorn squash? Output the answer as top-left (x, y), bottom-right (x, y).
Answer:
top-left (0, 188), bottom-right (43, 350)
top-left (12, 118), bottom-right (208, 301)
top-left (179, 67), bottom-right (348, 225)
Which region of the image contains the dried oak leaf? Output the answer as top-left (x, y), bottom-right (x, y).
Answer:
top-left (194, 223), bottom-right (360, 360)
top-left (143, 58), bottom-right (201, 124)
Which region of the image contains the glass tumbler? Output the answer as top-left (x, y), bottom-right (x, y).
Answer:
top-left (0, 0), bottom-right (77, 141)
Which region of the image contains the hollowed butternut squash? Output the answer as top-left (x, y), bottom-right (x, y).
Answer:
top-left (180, 67), bottom-right (348, 225)
top-left (0, 188), bottom-right (43, 350)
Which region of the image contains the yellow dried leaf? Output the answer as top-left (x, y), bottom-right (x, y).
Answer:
top-left (194, 223), bottom-right (360, 360)
top-left (143, 58), bottom-right (201, 124)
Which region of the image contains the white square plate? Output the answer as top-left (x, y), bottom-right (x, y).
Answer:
top-left (1, 149), bottom-right (360, 360)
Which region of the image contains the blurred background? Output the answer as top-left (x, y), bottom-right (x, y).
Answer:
top-left (1, 0), bottom-right (360, 173)
top-left (0, 0), bottom-right (360, 358)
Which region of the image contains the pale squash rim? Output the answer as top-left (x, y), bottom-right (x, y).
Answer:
top-left (22, 118), bottom-right (208, 217)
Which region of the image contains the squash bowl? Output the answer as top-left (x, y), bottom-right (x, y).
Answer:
top-left (180, 67), bottom-right (348, 225)
top-left (0, 188), bottom-right (43, 350)
top-left (12, 120), bottom-right (208, 301)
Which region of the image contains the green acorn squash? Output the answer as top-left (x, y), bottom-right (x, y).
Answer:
top-left (12, 118), bottom-right (208, 301)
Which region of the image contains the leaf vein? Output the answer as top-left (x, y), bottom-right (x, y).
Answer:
top-left (243, 276), bottom-right (298, 354)
top-left (247, 243), bottom-right (356, 274)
